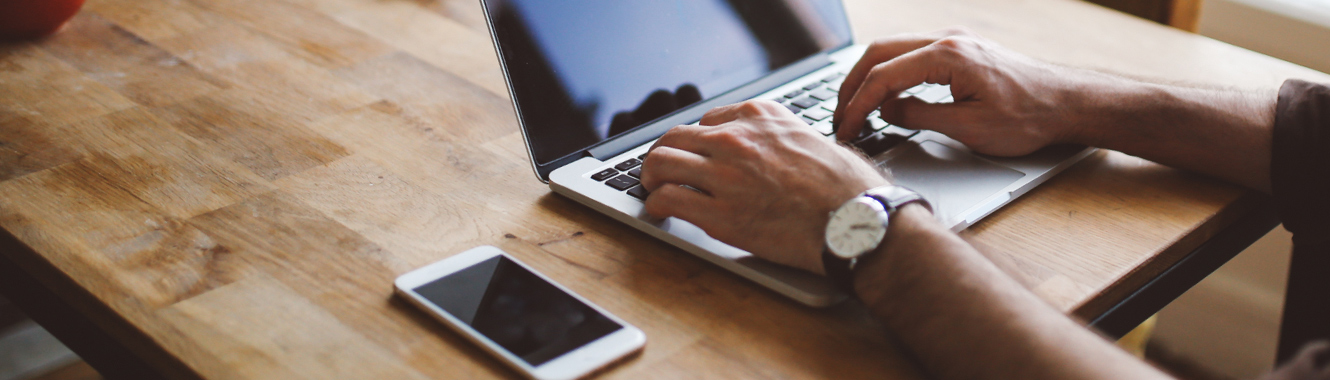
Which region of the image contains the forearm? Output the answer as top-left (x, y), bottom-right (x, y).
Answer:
top-left (1064, 74), bottom-right (1277, 192)
top-left (855, 205), bottom-right (1171, 380)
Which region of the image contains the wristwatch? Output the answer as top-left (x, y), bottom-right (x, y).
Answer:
top-left (823, 185), bottom-right (931, 294)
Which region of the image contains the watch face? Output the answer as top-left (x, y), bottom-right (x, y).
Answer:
top-left (826, 198), bottom-right (889, 259)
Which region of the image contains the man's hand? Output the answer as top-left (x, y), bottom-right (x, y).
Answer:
top-left (834, 27), bottom-right (1086, 156)
top-left (639, 100), bottom-right (888, 275)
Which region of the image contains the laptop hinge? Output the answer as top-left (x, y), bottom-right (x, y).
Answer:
top-left (587, 52), bottom-right (834, 160)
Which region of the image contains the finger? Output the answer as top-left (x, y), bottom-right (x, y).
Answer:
top-left (639, 146), bottom-right (716, 193)
top-left (642, 183), bottom-right (719, 224)
top-left (650, 124), bottom-right (714, 157)
top-left (877, 96), bottom-right (979, 135)
top-left (835, 36), bottom-right (940, 122)
top-left (700, 103), bottom-right (743, 126)
top-left (836, 43), bottom-right (959, 141)
top-left (699, 100), bottom-right (784, 126)
top-left (834, 28), bottom-right (970, 126)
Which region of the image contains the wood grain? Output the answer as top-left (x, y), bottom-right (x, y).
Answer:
top-left (1085, 0), bottom-right (1204, 32)
top-left (1, 0), bottom-right (1327, 378)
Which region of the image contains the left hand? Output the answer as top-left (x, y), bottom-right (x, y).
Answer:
top-left (639, 100), bottom-right (890, 274)
top-left (832, 27), bottom-right (1082, 156)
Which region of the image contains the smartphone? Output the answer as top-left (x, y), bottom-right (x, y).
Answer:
top-left (394, 246), bottom-right (646, 380)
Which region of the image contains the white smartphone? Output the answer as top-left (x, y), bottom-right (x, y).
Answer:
top-left (394, 246), bottom-right (646, 380)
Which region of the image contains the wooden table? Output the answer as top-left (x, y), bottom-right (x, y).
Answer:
top-left (2, 0), bottom-right (1327, 378)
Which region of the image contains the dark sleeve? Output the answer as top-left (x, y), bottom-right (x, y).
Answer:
top-left (1270, 79), bottom-right (1330, 369)
top-left (1272, 79), bottom-right (1330, 238)
top-left (1258, 340), bottom-right (1330, 380)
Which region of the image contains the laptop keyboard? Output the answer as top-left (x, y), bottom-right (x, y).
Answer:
top-left (587, 72), bottom-right (952, 202)
top-left (587, 152), bottom-right (651, 200)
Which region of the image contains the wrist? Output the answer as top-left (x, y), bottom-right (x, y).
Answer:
top-left (850, 203), bottom-right (942, 303)
top-left (1058, 71), bottom-right (1191, 149)
top-left (1055, 70), bottom-right (1135, 147)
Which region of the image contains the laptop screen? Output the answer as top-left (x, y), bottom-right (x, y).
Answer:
top-left (486, 0), bottom-right (853, 168)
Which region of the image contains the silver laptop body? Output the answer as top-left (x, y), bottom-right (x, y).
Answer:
top-left (481, 0), bottom-right (1093, 306)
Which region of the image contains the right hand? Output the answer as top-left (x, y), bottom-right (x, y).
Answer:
top-left (833, 27), bottom-right (1092, 156)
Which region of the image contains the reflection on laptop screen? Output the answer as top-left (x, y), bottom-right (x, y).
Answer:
top-left (486, 0), bottom-right (853, 166)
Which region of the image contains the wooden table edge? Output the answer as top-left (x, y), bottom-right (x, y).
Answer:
top-left (1071, 189), bottom-right (1274, 324)
top-left (0, 227), bottom-right (198, 380)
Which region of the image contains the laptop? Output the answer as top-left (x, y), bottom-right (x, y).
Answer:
top-left (480, 0), bottom-right (1094, 306)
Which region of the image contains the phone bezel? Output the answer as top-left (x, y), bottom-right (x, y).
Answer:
top-left (394, 246), bottom-right (645, 380)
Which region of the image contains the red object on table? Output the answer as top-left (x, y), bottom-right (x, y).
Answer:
top-left (0, 0), bottom-right (87, 40)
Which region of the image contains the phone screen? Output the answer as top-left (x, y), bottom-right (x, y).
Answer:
top-left (413, 255), bottom-right (623, 366)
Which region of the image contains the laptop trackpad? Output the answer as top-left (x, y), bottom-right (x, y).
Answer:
top-left (882, 140), bottom-right (1026, 224)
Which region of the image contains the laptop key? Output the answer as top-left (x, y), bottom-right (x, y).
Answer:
top-left (869, 117), bottom-right (890, 131)
top-left (802, 82), bottom-right (823, 91)
top-left (821, 73), bottom-right (845, 82)
top-left (614, 158), bottom-right (642, 171)
top-left (785, 104), bottom-right (802, 115)
top-left (628, 167), bottom-right (641, 178)
top-left (809, 89), bottom-right (838, 101)
top-left (626, 185), bottom-right (649, 200)
top-left (591, 168), bottom-right (618, 181)
top-left (852, 132), bottom-right (907, 157)
top-left (915, 85), bottom-right (951, 103)
top-left (801, 116), bottom-right (817, 125)
top-left (803, 108), bottom-right (832, 121)
top-left (813, 121), bottom-right (834, 135)
top-left (784, 89), bottom-right (805, 99)
top-left (791, 97), bottom-right (820, 109)
top-left (883, 125), bottom-right (919, 137)
top-left (605, 175), bottom-right (639, 191)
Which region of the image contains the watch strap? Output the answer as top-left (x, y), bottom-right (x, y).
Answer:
top-left (822, 250), bottom-right (857, 294)
top-left (864, 185), bottom-right (932, 215)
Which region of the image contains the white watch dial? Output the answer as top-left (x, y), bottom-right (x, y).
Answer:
top-left (826, 197), bottom-right (889, 259)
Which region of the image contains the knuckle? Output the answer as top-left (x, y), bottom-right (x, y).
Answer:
top-left (931, 36), bottom-right (977, 59)
top-left (752, 99), bottom-right (784, 112)
top-left (657, 126), bottom-right (686, 142)
top-left (708, 127), bottom-right (758, 153)
top-left (704, 104), bottom-right (733, 116)
top-left (932, 36), bottom-right (967, 51)
top-left (641, 148), bottom-right (674, 172)
top-left (868, 37), bottom-right (896, 51)
top-left (940, 26), bottom-right (975, 37)
top-left (867, 61), bottom-right (892, 78)
top-left (735, 100), bottom-right (771, 116)
top-left (699, 106), bottom-right (733, 125)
